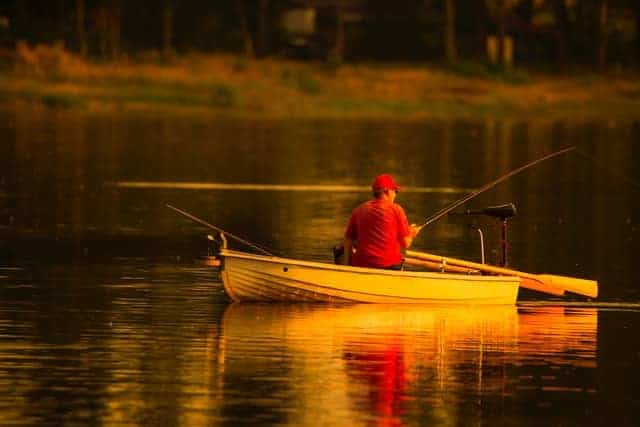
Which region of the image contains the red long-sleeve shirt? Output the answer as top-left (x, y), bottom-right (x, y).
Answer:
top-left (345, 199), bottom-right (411, 268)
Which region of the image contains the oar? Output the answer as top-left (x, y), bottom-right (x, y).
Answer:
top-left (406, 250), bottom-right (598, 298)
top-left (404, 256), bottom-right (564, 296)
top-left (416, 146), bottom-right (576, 232)
top-left (404, 257), bottom-right (479, 274)
top-left (407, 257), bottom-right (563, 297)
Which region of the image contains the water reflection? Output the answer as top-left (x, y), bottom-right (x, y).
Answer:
top-left (0, 258), bottom-right (627, 426)
top-left (215, 303), bottom-right (598, 426)
top-left (0, 263), bottom-right (226, 426)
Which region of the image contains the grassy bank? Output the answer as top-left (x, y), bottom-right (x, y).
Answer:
top-left (1, 46), bottom-right (640, 119)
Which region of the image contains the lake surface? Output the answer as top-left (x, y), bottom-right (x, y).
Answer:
top-left (1, 106), bottom-right (639, 425)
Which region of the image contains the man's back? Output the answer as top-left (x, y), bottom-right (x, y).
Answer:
top-left (345, 199), bottom-right (410, 268)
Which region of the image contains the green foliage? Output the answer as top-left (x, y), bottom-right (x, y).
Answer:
top-left (488, 64), bottom-right (531, 84)
top-left (324, 52), bottom-right (344, 71)
top-left (449, 61), bottom-right (493, 79)
top-left (112, 85), bottom-right (199, 105)
top-left (40, 93), bottom-right (87, 109)
top-left (280, 68), bottom-right (322, 95)
top-left (329, 99), bottom-right (431, 114)
top-left (210, 84), bottom-right (238, 108)
top-left (449, 61), bottom-right (530, 84)
top-left (232, 57), bottom-right (249, 73)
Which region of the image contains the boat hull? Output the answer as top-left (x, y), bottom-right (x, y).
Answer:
top-left (219, 249), bottom-right (520, 304)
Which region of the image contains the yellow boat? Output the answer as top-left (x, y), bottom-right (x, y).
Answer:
top-left (218, 248), bottom-right (520, 305)
top-left (167, 203), bottom-right (597, 304)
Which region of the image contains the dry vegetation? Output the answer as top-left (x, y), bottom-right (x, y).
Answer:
top-left (1, 43), bottom-right (640, 118)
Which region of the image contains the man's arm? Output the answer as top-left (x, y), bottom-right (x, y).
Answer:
top-left (343, 237), bottom-right (354, 265)
top-left (402, 224), bottom-right (420, 248)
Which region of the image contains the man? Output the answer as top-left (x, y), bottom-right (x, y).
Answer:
top-left (344, 174), bottom-right (419, 270)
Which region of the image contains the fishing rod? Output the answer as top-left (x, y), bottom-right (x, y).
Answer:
top-left (416, 146), bottom-right (576, 231)
top-left (166, 204), bottom-right (275, 256)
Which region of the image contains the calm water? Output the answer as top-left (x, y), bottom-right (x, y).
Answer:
top-left (1, 106), bottom-right (639, 425)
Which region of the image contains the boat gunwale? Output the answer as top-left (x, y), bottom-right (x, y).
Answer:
top-left (219, 248), bottom-right (520, 284)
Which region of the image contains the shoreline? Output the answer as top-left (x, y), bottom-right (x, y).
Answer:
top-left (1, 53), bottom-right (640, 119)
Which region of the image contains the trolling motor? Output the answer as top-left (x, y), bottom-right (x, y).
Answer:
top-left (450, 203), bottom-right (517, 267)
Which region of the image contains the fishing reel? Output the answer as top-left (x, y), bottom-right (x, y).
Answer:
top-left (204, 234), bottom-right (227, 268)
top-left (206, 234), bottom-right (221, 256)
top-left (450, 203), bottom-right (516, 267)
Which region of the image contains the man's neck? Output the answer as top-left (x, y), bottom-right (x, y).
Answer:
top-left (377, 194), bottom-right (394, 203)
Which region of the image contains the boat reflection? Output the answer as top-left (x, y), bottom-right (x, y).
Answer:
top-left (213, 303), bottom-right (598, 425)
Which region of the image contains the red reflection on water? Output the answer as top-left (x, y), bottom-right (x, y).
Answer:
top-left (344, 342), bottom-right (407, 425)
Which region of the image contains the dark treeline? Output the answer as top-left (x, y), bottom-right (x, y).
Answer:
top-left (0, 0), bottom-right (639, 71)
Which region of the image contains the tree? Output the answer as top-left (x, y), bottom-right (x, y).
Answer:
top-left (76, 0), bottom-right (87, 57)
top-left (514, 0), bottom-right (534, 64)
top-left (552, 0), bottom-right (571, 72)
top-left (445, 0), bottom-right (457, 63)
top-left (485, 0), bottom-right (517, 66)
top-left (163, 0), bottom-right (174, 58)
top-left (473, 1), bottom-right (489, 61)
top-left (109, 0), bottom-right (121, 59)
top-left (634, 1), bottom-right (640, 64)
top-left (236, 0), bottom-right (254, 58)
top-left (95, 0), bottom-right (122, 59)
top-left (335, 7), bottom-right (345, 61)
top-left (496, 0), bottom-right (507, 65)
top-left (256, 0), bottom-right (269, 57)
top-left (596, 0), bottom-right (609, 72)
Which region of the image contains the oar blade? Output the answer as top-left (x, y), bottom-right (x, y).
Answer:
top-left (539, 274), bottom-right (598, 298)
top-left (519, 277), bottom-right (565, 297)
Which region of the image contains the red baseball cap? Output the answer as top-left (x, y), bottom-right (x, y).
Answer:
top-left (371, 174), bottom-right (401, 192)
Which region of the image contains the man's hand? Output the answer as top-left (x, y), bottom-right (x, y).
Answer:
top-left (402, 224), bottom-right (420, 249)
top-left (343, 238), bottom-right (354, 266)
top-left (410, 223), bottom-right (420, 238)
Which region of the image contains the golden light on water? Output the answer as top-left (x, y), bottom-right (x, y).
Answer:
top-left (114, 182), bottom-right (473, 194)
top-left (203, 304), bottom-right (598, 426)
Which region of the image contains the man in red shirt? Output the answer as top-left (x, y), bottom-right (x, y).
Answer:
top-left (344, 174), bottom-right (419, 270)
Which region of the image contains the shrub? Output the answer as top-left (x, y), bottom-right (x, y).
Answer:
top-left (15, 41), bottom-right (88, 78)
top-left (280, 67), bottom-right (322, 95)
top-left (450, 60), bottom-right (531, 84)
top-left (40, 93), bottom-right (87, 109)
top-left (210, 83), bottom-right (238, 107)
top-left (449, 61), bottom-right (492, 79)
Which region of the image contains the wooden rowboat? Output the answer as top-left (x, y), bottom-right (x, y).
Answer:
top-left (218, 248), bottom-right (521, 305)
top-left (167, 205), bottom-right (597, 304)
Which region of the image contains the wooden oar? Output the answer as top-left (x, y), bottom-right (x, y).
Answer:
top-left (404, 257), bottom-right (479, 274)
top-left (406, 250), bottom-right (598, 298)
top-left (405, 257), bottom-right (566, 296)
top-left (406, 251), bottom-right (564, 296)
top-left (407, 254), bottom-right (563, 296)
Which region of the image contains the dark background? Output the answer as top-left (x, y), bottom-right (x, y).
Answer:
top-left (1, 0), bottom-right (639, 70)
